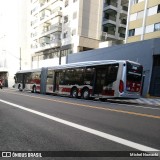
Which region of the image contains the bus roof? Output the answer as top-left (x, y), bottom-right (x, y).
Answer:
top-left (16, 60), bottom-right (141, 73)
top-left (16, 68), bottom-right (41, 74)
top-left (48, 60), bottom-right (141, 70)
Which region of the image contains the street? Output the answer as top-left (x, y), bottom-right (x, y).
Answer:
top-left (0, 88), bottom-right (160, 160)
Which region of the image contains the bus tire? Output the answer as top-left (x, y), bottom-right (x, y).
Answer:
top-left (71, 87), bottom-right (78, 98)
top-left (32, 86), bottom-right (36, 93)
top-left (82, 88), bottom-right (90, 100)
top-left (18, 84), bottom-right (22, 91)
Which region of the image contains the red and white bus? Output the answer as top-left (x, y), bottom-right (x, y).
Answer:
top-left (14, 60), bottom-right (143, 99)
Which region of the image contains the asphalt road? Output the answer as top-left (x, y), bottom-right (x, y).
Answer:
top-left (0, 88), bottom-right (160, 160)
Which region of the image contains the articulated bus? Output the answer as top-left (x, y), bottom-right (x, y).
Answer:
top-left (14, 60), bottom-right (143, 99)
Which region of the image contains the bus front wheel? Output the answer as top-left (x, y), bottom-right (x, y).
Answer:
top-left (18, 84), bottom-right (22, 91)
top-left (82, 88), bottom-right (90, 100)
top-left (71, 87), bottom-right (78, 98)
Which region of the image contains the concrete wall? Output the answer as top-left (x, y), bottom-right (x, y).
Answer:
top-left (67, 38), bottom-right (160, 97)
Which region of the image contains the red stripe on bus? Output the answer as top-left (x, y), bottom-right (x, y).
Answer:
top-left (61, 88), bottom-right (71, 93)
top-left (102, 90), bottom-right (114, 96)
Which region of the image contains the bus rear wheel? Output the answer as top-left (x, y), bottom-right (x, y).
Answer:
top-left (82, 88), bottom-right (90, 100)
top-left (71, 87), bottom-right (78, 98)
top-left (18, 84), bottom-right (22, 91)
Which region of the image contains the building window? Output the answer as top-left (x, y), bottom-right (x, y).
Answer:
top-left (65, 0), bottom-right (68, 7)
top-left (73, 12), bottom-right (77, 19)
top-left (133, 0), bottom-right (138, 4)
top-left (137, 11), bottom-right (144, 19)
top-left (154, 23), bottom-right (160, 31)
top-left (130, 13), bottom-right (137, 21)
top-left (147, 6), bottom-right (157, 16)
top-left (61, 49), bottom-right (71, 57)
top-left (145, 24), bottom-right (154, 33)
top-left (135, 27), bottom-right (143, 36)
top-left (64, 15), bottom-right (68, 23)
top-left (128, 29), bottom-right (135, 37)
top-left (72, 29), bottom-right (76, 36)
top-left (63, 31), bottom-right (68, 39)
top-left (157, 4), bottom-right (160, 13)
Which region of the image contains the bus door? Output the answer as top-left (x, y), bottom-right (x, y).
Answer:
top-left (94, 67), bottom-right (106, 95)
top-left (22, 74), bottom-right (27, 89)
top-left (53, 72), bottom-right (59, 92)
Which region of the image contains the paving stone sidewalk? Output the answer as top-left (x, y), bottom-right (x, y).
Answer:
top-left (108, 98), bottom-right (160, 106)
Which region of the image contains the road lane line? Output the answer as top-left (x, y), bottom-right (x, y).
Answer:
top-left (1, 90), bottom-right (160, 119)
top-left (0, 99), bottom-right (159, 152)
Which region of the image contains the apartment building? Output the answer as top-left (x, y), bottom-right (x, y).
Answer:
top-left (125, 0), bottom-right (160, 43)
top-left (101, 0), bottom-right (128, 44)
top-left (31, 0), bottom-right (103, 68)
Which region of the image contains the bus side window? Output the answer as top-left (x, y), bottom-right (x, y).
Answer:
top-left (84, 67), bottom-right (95, 86)
top-left (74, 68), bottom-right (84, 85)
top-left (59, 70), bottom-right (65, 85)
top-left (105, 64), bottom-right (119, 86)
top-left (64, 69), bottom-right (75, 85)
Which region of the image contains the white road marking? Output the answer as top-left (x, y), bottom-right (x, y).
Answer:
top-left (0, 99), bottom-right (159, 152)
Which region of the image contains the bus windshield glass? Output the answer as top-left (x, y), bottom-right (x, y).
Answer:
top-left (126, 62), bottom-right (143, 92)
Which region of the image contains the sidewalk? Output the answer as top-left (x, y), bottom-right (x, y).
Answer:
top-left (107, 98), bottom-right (160, 107)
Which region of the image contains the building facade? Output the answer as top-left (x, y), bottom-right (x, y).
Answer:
top-left (31, 0), bottom-right (103, 68)
top-left (101, 0), bottom-right (128, 43)
top-left (125, 0), bottom-right (160, 43)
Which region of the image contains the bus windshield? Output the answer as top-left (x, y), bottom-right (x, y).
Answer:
top-left (126, 62), bottom-right (143, 92)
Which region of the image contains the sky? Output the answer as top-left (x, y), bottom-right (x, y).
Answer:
top-left (0, 0), bottom-right (22, 69)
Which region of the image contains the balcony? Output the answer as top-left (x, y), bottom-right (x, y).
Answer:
top-left (39, 11), bottom-right (62, 25)
top-left (119, 19), bottom-right (127, 28)
top-left (32, 39), bottom-right (61, 53)
top-left (51, 11), bottom-right (62, 17)
top-left (40, 0), bottom-right (50, 7)
top-left (103, 16), bottom-right (116, 26)
top-left (50, 39), bottom-right (61, 47)
top-left (40, 24), bottom-right (62, 38)
top-left (101, 31), bottom-right (116, 41)
top-left (121, 0), bottom-right (128, 6)
top-left (120, 6), bottom-right (128, 19)
top-left (104, 2), bottom-right (117, 8)
top-left (103, 15), bottom-right (116, 21)
top-left (50, 24), bottom-right (62, 32)
top-left (119, 33), bottom-right (125, 38)
top-left (103, 9), bottom-right (117, 25)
